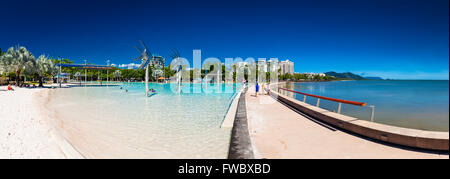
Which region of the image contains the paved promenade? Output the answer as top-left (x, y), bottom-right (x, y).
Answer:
top-left (245, 87), bottom-right (448, 159)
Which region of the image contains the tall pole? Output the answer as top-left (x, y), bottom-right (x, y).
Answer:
top-left (145, 64), bottom-right (149, 96)
top-left (177, 69), bottom-right (181, 93)
top-left (84, 59), bottom-right (87, 84)
top-left (58, 56), bottom-right (62, 88)
top-left (59, 65), bottom-right (62, 88)
top-left (217, 66), bottom-right (220, 88)
top-left (106, 60), bottom-right (110, 83)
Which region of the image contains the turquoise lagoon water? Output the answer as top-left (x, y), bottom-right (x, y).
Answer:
top-left (47, 82), bottom-right (242, 158)
top-left (285, 80), bottom-right (449, 132)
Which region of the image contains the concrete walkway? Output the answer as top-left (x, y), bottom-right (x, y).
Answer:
top-left (245, 87), bottom-right (449, 159)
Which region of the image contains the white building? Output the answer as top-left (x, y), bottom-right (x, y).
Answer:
top-left (280, 59), bottom-right (294, 75)
top-left (257, 59), bottom-right (267, 72)
top-left (267, 59), bottom-right (279, 73)
top-left (303, 72), bottom-right (326, 79)
top-left (150, 56), bottom-right (165, 67)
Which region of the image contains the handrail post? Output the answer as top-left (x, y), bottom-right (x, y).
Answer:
top-left (303, 95), bottom-right (306, 102)
top-left (316, 98), bottom-right (320, 107)
top-left (337, 102), bottom-right (342, 114)
top-left (370, 105), bottom-right (375, 122)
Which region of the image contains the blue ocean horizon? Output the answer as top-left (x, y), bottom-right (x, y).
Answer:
top-left (290, 80), bottom-right (449, 132)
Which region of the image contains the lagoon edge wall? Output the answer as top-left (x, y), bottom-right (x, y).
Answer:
top-left (268, 83), bottom-right (449, 151)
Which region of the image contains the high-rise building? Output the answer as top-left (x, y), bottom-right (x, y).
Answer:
top-left (150, 56), bottom-right (165, 67)
top-left (257, 59), bottom-right (267, 72)
top-left (280, 59), bottom-right (294, 75)
top-left (267, 58), bottom-right (279, 72)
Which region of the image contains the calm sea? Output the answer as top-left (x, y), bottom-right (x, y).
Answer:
top-left (287, 80), bottom-right (449, 132)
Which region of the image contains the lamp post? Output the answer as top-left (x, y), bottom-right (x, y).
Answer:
top-left (84, 59), bottom-right (87, 84)
top-left (100, 69), bottom-right (102, 85)
top-left (106, 59), bottom-right (110, 83)
top-left (58, 56), bottom-right (62, 88)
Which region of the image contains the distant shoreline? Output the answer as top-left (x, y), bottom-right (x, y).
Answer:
top-left (281, 79), bottom-right (450, 83)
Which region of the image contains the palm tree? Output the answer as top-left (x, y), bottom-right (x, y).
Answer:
top-left (113, 70), bottom-right (122, 81)
top-left (23, 59), bottom-right (36, 83)
top-left (0, 47), bottom-right (35, 86)
top-left (0, 52), bottom-right (6, 75)
top-left (36, 55), bottom-right (53, 87)
top-left (41, 57), bottom-right (60, 83)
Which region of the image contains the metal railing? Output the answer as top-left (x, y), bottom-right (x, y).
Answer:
top-left (277, 87), bottom-right (376, 122)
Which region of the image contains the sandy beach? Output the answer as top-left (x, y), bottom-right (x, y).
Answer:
top-left (0, 86), bottom-right (82, 159)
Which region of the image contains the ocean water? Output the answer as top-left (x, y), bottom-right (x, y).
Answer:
top-left (46, 82), bottom-right (241, 158)
top-left (283, 80), bottom-right (449, 132)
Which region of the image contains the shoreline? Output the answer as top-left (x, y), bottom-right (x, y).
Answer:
top-left (2, 81), bottom-right (447, 158)
top-left (0, 85), bottom-right (83, 159)
top-left (39, 84), bottom-right (235, 158)
top-left (36, 88), bottom-right (85, 159)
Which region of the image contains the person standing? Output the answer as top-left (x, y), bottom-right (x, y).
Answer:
top-left (261, 83), bottom-right (265, 95)
top-left (255, 83), bottom-right (259, 97)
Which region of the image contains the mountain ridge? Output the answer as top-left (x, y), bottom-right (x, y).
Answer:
top-left (324, 71), bottom-right (383, 80)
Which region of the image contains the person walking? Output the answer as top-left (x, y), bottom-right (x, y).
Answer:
top-left (255, 82), bottom-right (259, 97)
top-left (261, 83), bottom-right (265, 95)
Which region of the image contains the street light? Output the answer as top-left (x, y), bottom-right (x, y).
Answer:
top-left (84, 59), bottom-right (87, 84)
top-left (58, 56), bottom-right (62, 88)
top-left (106, 59), bottom-right (110, 83)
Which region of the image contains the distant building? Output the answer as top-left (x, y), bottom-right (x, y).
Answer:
top-left (257, 59), bottom-right (267, 72)
top-left (150, 56), bottom-right (165, 67)
top-left (267, 59), bottom-right (279, 73)
top-left (280, 59), bottom-right (294, 75)
top-left (303, 72), bottom-right (326, 79)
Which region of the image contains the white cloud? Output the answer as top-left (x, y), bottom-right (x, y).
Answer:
top-left (118, 63), bottom-right (140, 69)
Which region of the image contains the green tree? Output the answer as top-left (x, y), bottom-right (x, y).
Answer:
top-left (0, 47), bottom-right (35, 85)
top-left (163, 65), bottom-right (176, 79)
top-left (35, 55), bottom-right (54, 87)
top-left (113, 70), bottom-right (122, 81)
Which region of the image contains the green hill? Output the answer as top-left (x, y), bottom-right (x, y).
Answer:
top-left (324, 71), bottom-right (365, 80)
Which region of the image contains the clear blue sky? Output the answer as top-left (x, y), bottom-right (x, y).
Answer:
top-left (0, 0), bottom-right (448, 79)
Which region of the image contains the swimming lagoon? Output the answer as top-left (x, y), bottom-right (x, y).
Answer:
top-left (46, 83), bottom-right (242, 158)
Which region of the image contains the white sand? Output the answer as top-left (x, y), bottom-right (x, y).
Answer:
top-left (0, 86), bottom-right (82, 159)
